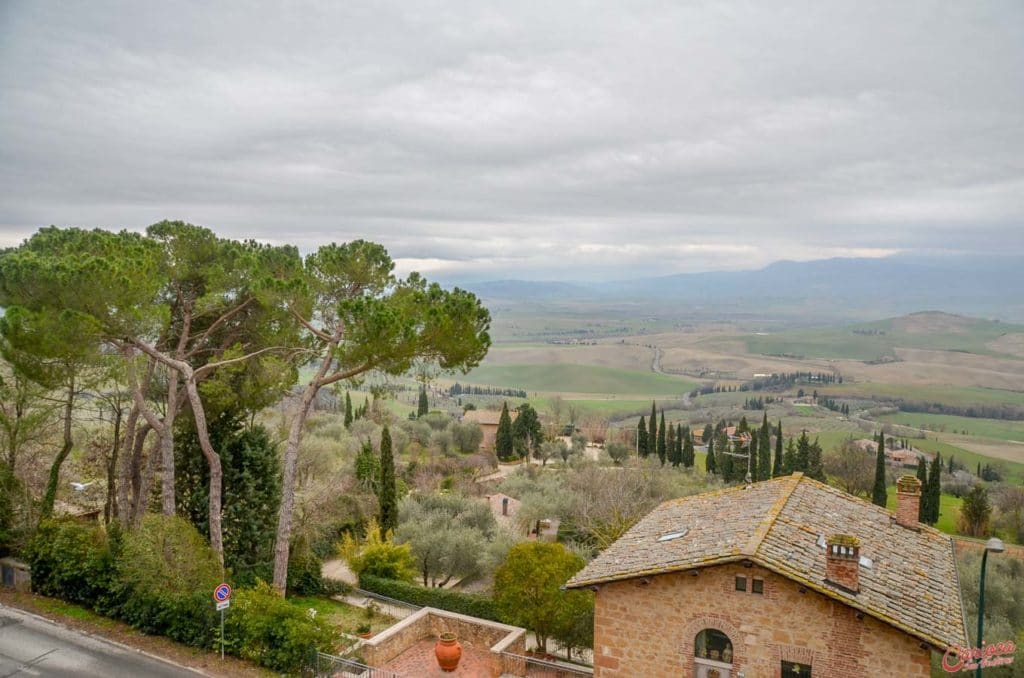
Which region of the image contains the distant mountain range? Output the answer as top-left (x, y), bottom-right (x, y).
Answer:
top-left (454, 254), bottom-right (1024, 321)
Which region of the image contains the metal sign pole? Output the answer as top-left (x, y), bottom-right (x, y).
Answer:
top-left (220, 608), bottom-right (225, 660)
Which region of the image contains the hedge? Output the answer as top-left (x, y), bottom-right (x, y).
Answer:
top-left (358, 573), bottom-right (503, 623)
top-left (24, 518), bottom-right (337, 673)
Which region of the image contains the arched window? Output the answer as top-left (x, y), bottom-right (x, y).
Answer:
top-left (694, 629), bottom-right (734, 677)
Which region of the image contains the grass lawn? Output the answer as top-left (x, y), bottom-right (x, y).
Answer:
top-left (884, 488), bottom-right (962, 536)
top-left (32, 597), bottom-right (121, 629)
top-left (287, 596), bottom-right (396, 635)
top-left (455, 363), bottom-right (696, 396)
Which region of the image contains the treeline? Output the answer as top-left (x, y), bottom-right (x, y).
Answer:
top-left (742, 396), bottom-right (779, 410)
top-left (742, 371), bottom-right (842, 391)
top-left (703, 414), bottom-right (823, 484)
top-left (448, 383), bottom-right (527, 398)
top-left (636, 401), bottom-right (696, 468)
top-left (819, 397), bottom-right (850, 415)
top-left (897, 400), bottom-right (1024, 422)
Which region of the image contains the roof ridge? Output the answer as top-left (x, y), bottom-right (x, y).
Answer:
top-left (741, 473), bottom-right (803, 557)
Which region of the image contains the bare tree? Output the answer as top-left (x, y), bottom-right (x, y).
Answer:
top-left (824, 439), bottom-right (874, 498)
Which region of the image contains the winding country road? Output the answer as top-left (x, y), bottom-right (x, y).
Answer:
top-left (0, 605), bottom-right (201, 678)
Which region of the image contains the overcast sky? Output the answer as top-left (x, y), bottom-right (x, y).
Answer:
top-left (1, 2), bottom-right (1021, 281)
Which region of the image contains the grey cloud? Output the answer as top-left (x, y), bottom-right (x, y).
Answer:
top-left (1, 1), bottom-right (1021, 280)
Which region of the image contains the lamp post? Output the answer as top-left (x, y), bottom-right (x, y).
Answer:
top-left (976, 537), bottom-right (1005, 678)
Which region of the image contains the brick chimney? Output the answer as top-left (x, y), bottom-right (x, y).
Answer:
top-left (895, 475), bottom-right (922, 529)
top-left (825, 534), bottom-right (860, 593)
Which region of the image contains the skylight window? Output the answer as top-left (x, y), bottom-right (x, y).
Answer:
top-left (657, 529), bottom-right (688, 542)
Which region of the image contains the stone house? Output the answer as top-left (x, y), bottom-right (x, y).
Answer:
top-left (462, 409), bottom-right (517, 451)
top-left (566, 473), bottom-right (967, 677)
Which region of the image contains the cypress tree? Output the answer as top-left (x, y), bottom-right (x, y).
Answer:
top-left (701, 423), bottom-right (713, 444)
top-left (773, 421), bottom-right (783, 477)
top-left (758, 420), bottom-right (771, 481)
top-left (496, 401), bottom-right (514, 461)
top-left (666, 421), bottom-right (678, 467)
top-left (417, 386), bottom-right (429, 418)
top-left (783, 438), bottom-right (796, 474)
top-left (871, 433), bottom-right (887, 507)
top-left (648, 402), bottom-right (657, 460)
top-left (637, 416), bottom-right (649, 457)
top-left (925, 454), bottom-right (942, 525)
top-left (657, 411), bottom-right (667, 465)
top-left (721, 440), bottom-right (735, 481)
top-left (379, 426), bottom-right (397, 534)
top-left (344, 391), bottom-right (353, 429)
top-left (916, 457), bottom-right (929, 521)
top-left (705, 436), bottom-right (717, 475)
top-left (807, 438), bottom-right (825, 482)
top-left (749, 435), bottom-right (759, 481)
top-left (795, 431), bottom-right (810, 472)
top-left (683, 430), bottom-right (695, 468)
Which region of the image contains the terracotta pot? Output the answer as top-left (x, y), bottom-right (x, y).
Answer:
top-left (435, 632), bottom-right (462, 672)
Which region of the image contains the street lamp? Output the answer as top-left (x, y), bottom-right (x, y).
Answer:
top-left (976, 536), bottom-right (1005, 678)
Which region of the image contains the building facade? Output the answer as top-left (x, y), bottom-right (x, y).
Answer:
top-left (567, 473), bottom-right (967, 678)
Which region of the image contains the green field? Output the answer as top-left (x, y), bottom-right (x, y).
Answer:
top-left (877, 412), bottom-right (1024, 442)
top-left (456, 363), bottom-right (696, 396)
top-left (824, 382), bottom-right (1024, 409)
top-left (743, 314), bottom-right (1024, 361)
top-left (885, 488), bottom-right (962, 536)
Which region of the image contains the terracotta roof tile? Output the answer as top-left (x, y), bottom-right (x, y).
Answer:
top-left (566, 473), bottom-right (967, 650)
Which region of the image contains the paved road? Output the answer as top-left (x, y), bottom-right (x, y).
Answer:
top-left (0, 605), bottom-right (202, 678)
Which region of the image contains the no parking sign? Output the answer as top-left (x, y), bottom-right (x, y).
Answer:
top-left (214, 582), bottom-right (232, 608)
top-left (214, 583), bottom-right (232, 659)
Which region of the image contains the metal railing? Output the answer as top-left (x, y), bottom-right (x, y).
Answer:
top-left (351, 587), bottom-right (423, 619)
top-left (314, 651), bottom-right (405, 678)
top-left (500, 652), bottom-right (594, 677)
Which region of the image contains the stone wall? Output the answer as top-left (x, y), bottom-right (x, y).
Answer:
top-left (361, 607), bottom-right (526, 677)
top-left (592, 564), bottom-right (932, 677)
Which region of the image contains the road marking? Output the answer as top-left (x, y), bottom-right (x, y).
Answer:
top-left (2, 648), bottom-right (58, 678)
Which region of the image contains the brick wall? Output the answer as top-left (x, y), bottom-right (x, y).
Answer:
top-left (592, 564), bottom-right (932, 677)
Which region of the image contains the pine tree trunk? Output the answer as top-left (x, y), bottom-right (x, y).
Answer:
top-left (184, 378), bottom-right (224, 566)
top-left (160, 372), bottom-right (179, 515)
top-left (272, 351), bottom-right (334, 593)
top-left (40, 380), bottom-right (75, 518)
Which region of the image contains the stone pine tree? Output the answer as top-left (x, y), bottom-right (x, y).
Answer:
top-left (871, 433), bottom-right (888, 507)
top-left (657, 411), bottom-right (667, 465)
top-left (648, 402), bottom-right (657, 459)
top-left (773, 421), bottom-right (783, 477)
top-left (344, 391), bottom-right (353, 428)
top-left (705, 436), bottom-right (717, 475)
top-left (637, 416), bottom-right (649, 457)
top-left (916, 457), bottom-right (929, 521)
top-left (417, 385), bottom-right (429, 418)
top-left (496, 401), bottom-right (514, 461)
top-left (379, 425), bottom-right (397, 535)
top-left (925, 453), bottom-right (942, 525)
